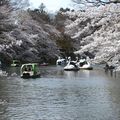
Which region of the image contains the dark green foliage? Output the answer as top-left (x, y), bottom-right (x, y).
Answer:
top-left (52, 8), bottom-right (72, 32)
top-left (59, 7), bottom-right (70, 12)
top-left (56, 34), bottom-right (75, 56)
top-left (0, 51), bottom-right (12, 65)
top-left (28, 9), bottom-right (50, 23)
top-left (53, 12), bottom-right (68, 32)
top-left (28, 3), bottom-right (50, 23)
top-left (39, 3), bottom-right (46, 13)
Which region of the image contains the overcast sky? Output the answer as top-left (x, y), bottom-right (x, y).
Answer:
top-left (29, 0), bottom-right (74, 12)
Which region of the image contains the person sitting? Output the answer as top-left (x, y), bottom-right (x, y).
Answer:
top-left (28, 67), bottom-right (32, 71)
top-left (24, 67), bottom-right (27, 71)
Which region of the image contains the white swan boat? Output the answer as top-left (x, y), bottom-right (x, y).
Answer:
top-left (76, 59), bottom-right (93, 70)
top-left (56, 57), bottom-right (66, 65)
top-left (64, 57), bottom-right (79, 71)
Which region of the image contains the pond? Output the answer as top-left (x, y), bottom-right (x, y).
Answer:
top-left (0, 66), bottom-right (120, 120)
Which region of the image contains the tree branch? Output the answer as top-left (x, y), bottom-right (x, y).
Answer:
top-left (72, 0), bottom-right (120, 7)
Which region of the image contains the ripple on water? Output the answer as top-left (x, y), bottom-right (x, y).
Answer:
top-left (0, 67), bottom-right (120, 120)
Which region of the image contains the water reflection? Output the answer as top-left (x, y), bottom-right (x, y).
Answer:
top-left (0, 66), bottom-right (120, 120)
top-left (64, 71), bottom-right (78, 79)
top-left (64, 70), bottom-right (90, 80)
top-left (105, 68), bottom-right (117, 78)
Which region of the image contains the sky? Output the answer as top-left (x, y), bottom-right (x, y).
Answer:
top-left (29, 0), bottom-right (74, 12)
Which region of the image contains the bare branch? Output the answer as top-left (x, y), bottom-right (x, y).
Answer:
top-left (10, 0), bottom-right (30, 10)
top-left (72, 0), bottom-right (120, 7)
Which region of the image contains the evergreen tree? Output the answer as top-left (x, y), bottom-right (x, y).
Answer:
top-left (39, 3), bottom-right (46, 13)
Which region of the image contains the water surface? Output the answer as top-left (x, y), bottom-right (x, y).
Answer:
top-left (0, 66), bottom-right (120, 120)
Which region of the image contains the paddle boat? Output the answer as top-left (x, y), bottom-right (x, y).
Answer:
top-left (64, 57), bottom-right (79, 71)
top-left (56, 57), bottom-right (66, 65)
top-left (40, 62), bottom-right (49, 66)
top-left (20, 63), bottom-right (40, 78)
top-left (76, 58), bottom-right (93, 70)
top-left (11, 60), bottom-right (21, 67)
top-left (0, 70), bottom-right (8, 77)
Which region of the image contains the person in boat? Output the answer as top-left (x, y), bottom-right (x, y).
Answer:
top-left (24, 66), bottom-right (32, 72)
top-left (80, 60), bottom-right (88, 67)
top-left (104, 62), bottom-right (115, 74)
top-left (28, 66), bottom-right (32, 71)
top-left (24, 67), bottom-right (27, 71)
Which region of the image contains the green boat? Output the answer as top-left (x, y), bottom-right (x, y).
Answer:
top-left (11, 60), bottom-right (21, 67)
top-left (20, 63), bottom-right (40, 78)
